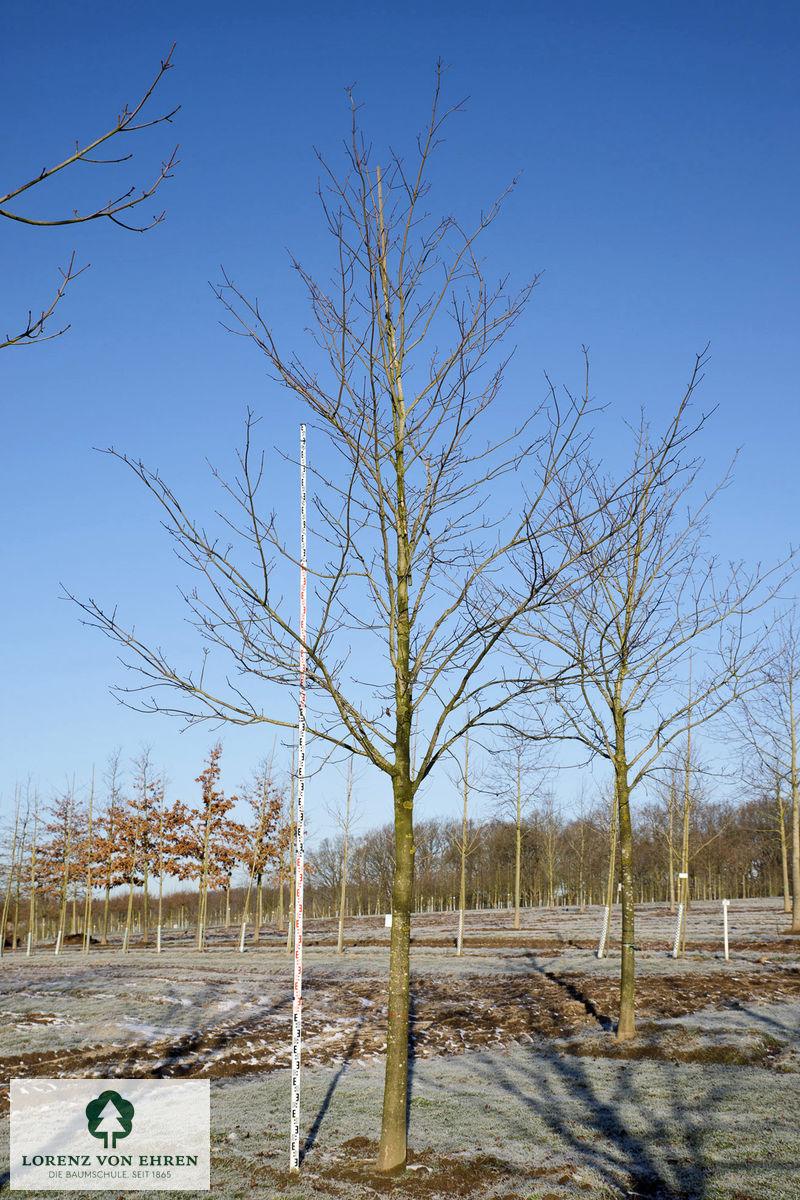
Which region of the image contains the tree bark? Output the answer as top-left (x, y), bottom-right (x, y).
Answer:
top-left (615, 718), bottom-right (636, 1041)
top-left (377, 775), bottom-right (414, 1172)
top-left (789, 680), bottom-right (800, 931)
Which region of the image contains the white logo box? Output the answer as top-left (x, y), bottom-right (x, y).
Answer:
top-left (10, 1079), bottom-right (210, 1192)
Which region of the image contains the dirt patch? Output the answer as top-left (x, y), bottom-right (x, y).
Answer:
top-left (257, 1144), bottom-right (597, 1200)
top-left (2, 965), bottom-right (798, 1114)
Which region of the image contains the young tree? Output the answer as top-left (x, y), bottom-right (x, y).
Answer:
top-left (39, 787), bottom-right (85, 948)
top-left (490, 736), bottom-right (545, 928)
top-left (447, 729), bottom-right (483, 955)
top-left (525, 376), bottom-right (784, 1038)
top-left (2, 47), bottom-right (178, 349)
top-left (238, 759), bottom-right (283, 944)
top-left (177, 745), bottom-right (246, 949)
top-left (324, 756), bottom-right (362, 953)
top-left (737, 612), bottom-right (800, 932)
top-left (0, 791), bottom-right (22, 952)
top-left (74, 72), bottom-right (596, 1170)
top-left (95, 752), bottom-right (128, 945)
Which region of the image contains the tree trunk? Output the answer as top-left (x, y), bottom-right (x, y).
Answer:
top-left (102, 885), bottom-right (111, 945)
top-left (790, 680), bottom-right (800, 932)
top-left (667, 790), bottom-right (676, 911)
top-left (254, 872), bottom-right (263, 943)
top-left (615, 736), bottom-right (636, 1041)
top-left (0, 798), bottom-right (20, 954)
top-left (377, 774), bottom-right (414, 1172)
top-left (513, 755), bottom-right (522, 929)
top-left (337, 829), bottom-right (349, 955)
top-left (776, 778), bottom-right (791, 914)
top-left (27, 807), bottom-right (38, 952)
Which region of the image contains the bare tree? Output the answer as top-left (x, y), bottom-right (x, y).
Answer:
top-left (523, 370), bottom-right (786, 1039)
top-left (445, 727), bottom-right (485, 955)
top-left (2, 46), bottom-right (178, 349)
top-left (72, 70), bottom-right (596, 1171)
top-left (324, 756), bottom-right (362, 954)
top-left (489, 734), bottom-right (547, 928)
top-left (736, 612), bottom-right (800, 931)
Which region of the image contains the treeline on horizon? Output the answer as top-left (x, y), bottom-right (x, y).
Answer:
top-left (0, 739), bottom-right (791, 951)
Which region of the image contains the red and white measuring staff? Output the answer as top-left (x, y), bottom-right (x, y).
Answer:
top-left (290, 424), bottom-right (307, 1173)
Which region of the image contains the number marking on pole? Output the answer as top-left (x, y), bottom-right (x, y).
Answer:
top-left (290, 425), bottom-right (307, 1174)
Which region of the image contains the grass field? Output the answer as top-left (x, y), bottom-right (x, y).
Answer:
top-left (1, 899), bottom-right (799, 1198)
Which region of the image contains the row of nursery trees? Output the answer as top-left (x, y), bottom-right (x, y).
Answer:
top-left (314, 790), bottom-right (796, 921)
top-left (9, 63), bottom-right (800, 1170)
top-left (1, 733), bottom-right (795, 952)
top-left (0, 746), bottom-right (293, 952)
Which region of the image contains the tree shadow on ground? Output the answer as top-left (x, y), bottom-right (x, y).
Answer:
top-left (302, 1011), bottom-right (368, 1163)
top-left (470, 1038), bottom-right (731, 1198)
top-left (525, 954), bottom-right (615, 1032)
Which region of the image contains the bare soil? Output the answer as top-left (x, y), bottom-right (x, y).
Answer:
top-left (1, 899), bottom-right (798, 1199)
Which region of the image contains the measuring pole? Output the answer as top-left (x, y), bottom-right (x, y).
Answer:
top-left (290, 425), bottom-right (307, 1174)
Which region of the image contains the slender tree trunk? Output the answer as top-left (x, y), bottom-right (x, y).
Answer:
top-left (776, 776), bottom-right (791, 914)
top-left (1, 796), bottom-right (20, 952)
top-left (513, 753), bottom-right (522, 929)
top-left (457, 730), bottom-right (470, 956)
top-left (197, 809), bottom-right (212, 951)
top-left (277, 865), bottom-right (285, 933)
top-left (337, 777), bottom-right (351, 954)
top-left (377, 198), bottom-right (415, 1171)
top-left (377, 773), bottom-right (414, 1172)
top-left (57, 807), bottom-right (73, 948)
top-left (578, 793), bottom-right (586, 912)
top-left (142, 859), bottom-right (150, 946)
top-left (28, 804), bottom-right (38, 951)
top-left (254, 872), bottom-right (263, 943)
top-left (615, 713), bottom-right (636, 1041)
top-left (667, 789), bottom-right (676, 911)
top-left (789, 680), bottom-right (800, 932)
top-left (83, 772), bottom-right (94, 952)
top-left (598, 790), bottom-right (618, 959)
top-left (157, 803), bottom-right (165, 941)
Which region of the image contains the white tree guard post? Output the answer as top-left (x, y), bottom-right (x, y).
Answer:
top-left (54, 929), bottom-right (62, 956)
top-left (597, 905), bottom-right (611, 958)
top-left (238, 919), bottom-right (247, 954)
top-left (122, 926), bottom-right (129, 954)
top-left (26, 931), bottom-right (32, 957)
top-left (156, 924), bottom-right (162, 954)
top-left (722, 898), bottom-right (730, 960)
top-left (671, 905), bottom-right (684, 958)
top-left (290, 424), bottom-right (308, 1174)
top-left (672, 872), bottom-right (688, 958)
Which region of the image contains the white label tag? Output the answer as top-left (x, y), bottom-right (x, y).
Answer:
top-left (10, 1079), bottom-right (210, 1191)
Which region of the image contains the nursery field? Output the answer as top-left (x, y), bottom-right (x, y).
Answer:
top-left (1, 899), bottom-right (799, 1200)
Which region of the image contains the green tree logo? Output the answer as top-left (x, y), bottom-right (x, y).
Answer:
top-left (85, 1090), bottom-right (135, 1149)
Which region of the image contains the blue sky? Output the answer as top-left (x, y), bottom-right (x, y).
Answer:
top-left (2, 1), bottom-right (798, 837)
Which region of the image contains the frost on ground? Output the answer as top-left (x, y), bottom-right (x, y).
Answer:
top-left (0, 899), bottom-right (798, 1199)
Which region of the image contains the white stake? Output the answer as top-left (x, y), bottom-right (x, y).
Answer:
top-left (238, 920), bottom-right (247, 954)
top-left (671, 904), bottom-right (684, 958)
top-left (597, 904), bottom-right (611, 958)
top-left (672, 872), bottom-right (688, 958)
top-left (156, 924), bottom-right (162, 954)
top-left (290, 424), bottom-right (308, 1174)
top-left (54, 929), bottom-right (62, 956)
top-left (722, 898), bottom-right (729, 961)
top-left (26, 931), bottom-right (32, 957)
